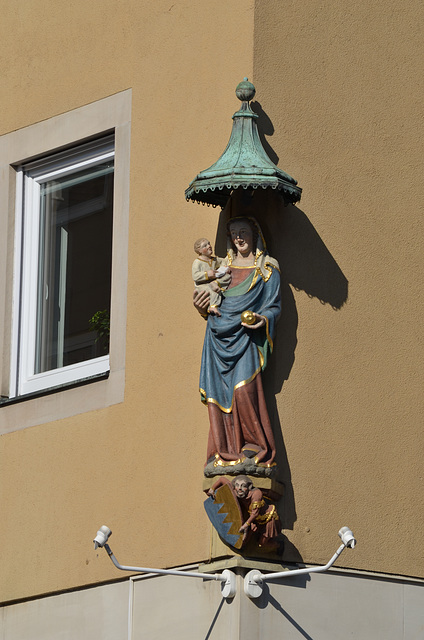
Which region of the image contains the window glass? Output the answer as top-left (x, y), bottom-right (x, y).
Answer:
top-left (35, 159), bottom-right (114, 373)
top-left (16, 136), bottom-right (115, 396)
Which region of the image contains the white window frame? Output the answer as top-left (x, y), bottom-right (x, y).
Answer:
top-left (0, 90), bottom-right (131, 434)
top-left (12, 138), bottom-right (114, 397)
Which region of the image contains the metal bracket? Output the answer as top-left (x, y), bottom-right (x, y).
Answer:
top-left (244, 569), bottom-right (264, 599)
top-left (244, 527), bottom-right (357, 599)
top-left (221, 569), bottom-right (237, 599)
top-left (94, 530), bottom-right (237, 599)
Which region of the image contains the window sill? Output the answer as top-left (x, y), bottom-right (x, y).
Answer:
top-left (0, 371), bottom-right (110, 408)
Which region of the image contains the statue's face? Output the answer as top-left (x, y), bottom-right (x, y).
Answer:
top-left (229, 221), bottom-right (253, 256)
top-left (198, 239), bottom-right (213, 257)
top-left (234, 479), bottom-right (250, 498)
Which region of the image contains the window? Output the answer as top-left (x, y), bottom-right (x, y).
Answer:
top-left (12, 136), bottom-right (115, 396)
top-left (0, 90), bottom-right (131, 433)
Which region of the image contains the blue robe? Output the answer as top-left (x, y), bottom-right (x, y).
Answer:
top-left (200, 265), bottom-right (281, 411)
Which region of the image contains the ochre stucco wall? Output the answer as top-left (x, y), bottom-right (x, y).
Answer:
top-left (0, 0), bottom-right (422, 604)
top-left (253, 1), bottom-right (423, 577)
top-left (0, 0), bottom-right (254, 602)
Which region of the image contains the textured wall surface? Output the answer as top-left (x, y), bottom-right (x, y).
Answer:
top-left (253, 0), bottom-right (424, 577)
top-left (0, 0), bottom-right (254, 602)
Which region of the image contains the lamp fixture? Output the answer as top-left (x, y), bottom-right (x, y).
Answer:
top-left (92, 526), bottom-right (236, 598)
top-left (93, 525), bottom-right (356, 601)
top-left (244, 526), bottom-right (357, 599)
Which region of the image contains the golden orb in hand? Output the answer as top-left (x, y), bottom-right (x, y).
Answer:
top-left (241, 310), bottom-right (256, 325)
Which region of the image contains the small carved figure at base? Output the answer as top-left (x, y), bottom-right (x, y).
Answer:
top-left (205, 475), bottom-right (282, 553)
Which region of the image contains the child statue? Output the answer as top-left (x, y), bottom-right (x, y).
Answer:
top-left (192, 238), bottom-right (231, 316)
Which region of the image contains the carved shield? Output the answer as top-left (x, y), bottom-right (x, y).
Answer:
top-left (204, 483), bottom-right (245, 549)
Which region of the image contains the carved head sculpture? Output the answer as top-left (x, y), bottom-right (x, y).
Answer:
top-left (232, 475), bottom-right (253, 499)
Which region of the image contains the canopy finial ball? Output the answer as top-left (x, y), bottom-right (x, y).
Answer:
top-left (235, 78), bottom-right (256, 102)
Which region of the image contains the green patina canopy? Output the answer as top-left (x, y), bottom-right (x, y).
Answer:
top-left (185, 78), bottom-right (302, 208)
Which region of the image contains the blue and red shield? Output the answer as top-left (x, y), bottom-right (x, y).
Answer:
top-left (204, 483), bottom-right (246, 549)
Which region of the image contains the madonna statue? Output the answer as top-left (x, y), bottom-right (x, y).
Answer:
top-left (198, 217), bottom-right (281, 476)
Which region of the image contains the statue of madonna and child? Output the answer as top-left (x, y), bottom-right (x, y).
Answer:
top-left (193, 216), bottom-right (281, 479)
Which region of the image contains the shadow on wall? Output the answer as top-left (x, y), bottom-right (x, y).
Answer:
top-left (251, 100), bottom-right (280, 166)
top-left (216, 188), bottom-right (348, 389)
top-left (215, 188), bottom-right (348, 550)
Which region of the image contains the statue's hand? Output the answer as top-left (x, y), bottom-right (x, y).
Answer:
top-left (193, 290), bottom-right (210, 316)
top-left (210, 281), bottom-right (220, 293)
top-left (241, 313), bottom-right (266, 329)
top-left (207, 488), bottom-right (216, 499)
top-left (239, 522), bottom-right (250, 533)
